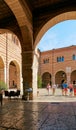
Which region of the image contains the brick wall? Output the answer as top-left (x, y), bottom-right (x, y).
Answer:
top-left (0, 33), bottom-right (22, 93)
top-left (38, 45), bottom-right (76, 87)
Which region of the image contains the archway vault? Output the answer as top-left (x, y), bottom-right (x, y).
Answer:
top-left (34, 11), bottom-right (76, 48)
top-left (4, 0), bottom-right (33, 46)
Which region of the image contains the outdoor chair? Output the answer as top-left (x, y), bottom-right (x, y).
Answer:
top-left (4, 91), bottom-right (10, 97)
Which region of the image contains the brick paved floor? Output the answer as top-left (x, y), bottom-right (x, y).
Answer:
top-left (0, 98), bottom-right (76, 130)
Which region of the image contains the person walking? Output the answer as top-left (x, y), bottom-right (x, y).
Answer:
top-left (68, 82), bottom-right (73, 96)
top-left (52, 83), bottom-right (57, 95)
top-left (62, 80), bottom-right (68, 96)
top-left (46, 83), bottom-right (51, 95)
top-left (73, 81), bottom-right (76, 96)
top-left (61, 80), bottom-right (64, 96)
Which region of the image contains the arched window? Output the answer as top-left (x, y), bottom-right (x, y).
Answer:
top-left (57, 57), bottom-right (61, 62)
top-left (72, 54), bottom-right (75, 60)
top-left (57, 57), bottom-right (58, 62)
top-left (62, 56), bottom-right (64, 61)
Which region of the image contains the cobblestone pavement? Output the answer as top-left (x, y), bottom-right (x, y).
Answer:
top-left (0, 98), bottom-right (76, 130)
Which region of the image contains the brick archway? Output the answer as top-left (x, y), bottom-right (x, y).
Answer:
top-left (34, 11), bottom-right (76, 48)
top-left (9, 60), bottom-right (20, 90)
top-left (55, 71), bottom-right (66, 87)
top-left (71, 70), bottom-right (76, 84)
top-left (42, 72), bottom-right (52, 88)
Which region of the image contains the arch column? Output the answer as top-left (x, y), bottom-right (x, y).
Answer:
top-left (22, 51), bottom-right (33, 100)
top-left (4, 64), bottom-right (9, 89)
top-left (66, 73), bottom-right (71, 84)
top-left (52, 75), bottom-right (55, 85)
top-left (32, 48), bottom-right (39, 98)
top-left (66, 67), bottom-right (71, 84)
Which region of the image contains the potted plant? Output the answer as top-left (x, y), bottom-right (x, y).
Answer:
top-left (0, 81), bottom-right (7, 105)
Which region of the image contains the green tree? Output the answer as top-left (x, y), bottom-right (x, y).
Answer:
top-left (37, 75), bottom-right (42, 88)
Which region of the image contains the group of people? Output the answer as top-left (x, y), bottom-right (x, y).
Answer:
top-left (46, 80), bottom-right (76, 96)
top-left (61, 80), bottom-right (76, 96)
top-left (46, 83), bottom-right (57, 95)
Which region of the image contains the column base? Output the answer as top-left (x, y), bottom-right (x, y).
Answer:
top-left (22, 92), bottom-right (33, 100)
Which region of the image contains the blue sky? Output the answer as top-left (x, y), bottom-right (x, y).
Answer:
top-left (37, 20), bottom-right (76, 52)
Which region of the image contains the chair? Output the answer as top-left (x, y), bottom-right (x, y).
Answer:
top-left (4, 91), bottom-right (10, 97)
top-left (14, 90), bottom-right (20, 97)
top-left (9, 91), bottom-right (15, 97)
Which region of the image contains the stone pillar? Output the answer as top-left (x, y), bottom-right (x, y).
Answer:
top-left (52, 75), bottom-right (55, 84)
top-left (66, 67), bottom-right (71, 84)
top-left (19, 71), bottom-right (23, 95)
top-left (67, 73), bottom-right (71, 84)
top-left (4, 65), bottom-right (9, 89)
top-left (4, 67), bottom-right (6, 83)
top-left (5, 33), bottom-right (9, 88)
top-left (52, 75), bottom-right (55, 85)
top-left (32, 48), bottom-right (39, 99)
top-left (22, 51), bottom-right (33, 100)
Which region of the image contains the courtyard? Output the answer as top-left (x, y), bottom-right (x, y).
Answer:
top-left (0, 92), bottom-right (76, 130)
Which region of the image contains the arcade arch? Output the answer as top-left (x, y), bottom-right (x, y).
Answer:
top-left (34, 12), bottom-right (76, 47)
top-left (34, 12), bottom-right (76, 98)
top-left (71, 70), bottom-right (76, 84)
top-left (42, 72), bottom-right (52, 88)
top-left (9, 60), bottom-right (20, 90)
top-left (55, 71), bottom-right (67, 87)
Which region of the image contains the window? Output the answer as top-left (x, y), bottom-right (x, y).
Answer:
top-left (62, 56), bottom-right (64, 62)
top-left (72, 54), bottom-right (76, 60)
top-left (57, 56), bottom-right (64, 62)
top-left (43, 58), bottom-right (49, 64)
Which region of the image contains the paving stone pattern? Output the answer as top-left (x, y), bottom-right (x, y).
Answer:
top-left (0, 99), bottom-right (76, 130)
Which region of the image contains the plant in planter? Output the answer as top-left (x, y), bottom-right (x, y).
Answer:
top-left (0, 81), bottom-right (7, 105)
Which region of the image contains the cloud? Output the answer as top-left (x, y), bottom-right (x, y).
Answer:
top-left (37, 20), bottom-right (76, 52)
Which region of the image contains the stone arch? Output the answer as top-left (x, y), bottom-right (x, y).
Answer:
top-left (5, 0), bottom-right (33, 44)
top-left (34, 11), bottom-right (76, 49)
top-left (5, 0), bottom-right (32, 29)
top-left (9, 60), bottom-right (20, 90)
top-left (0, 56), bottom-right (4, 82)
top-left (71, 70), bottom-right (76, 84)
top-left (42, 72), bottom-right (52, 88)
top-left (55, 71), bottom-right (66, 87)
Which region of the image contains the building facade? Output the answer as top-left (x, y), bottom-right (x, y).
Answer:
top-left (0, 33), bottom-right (22, 94)
top-left (38, 46), bottom-right (76, 88)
